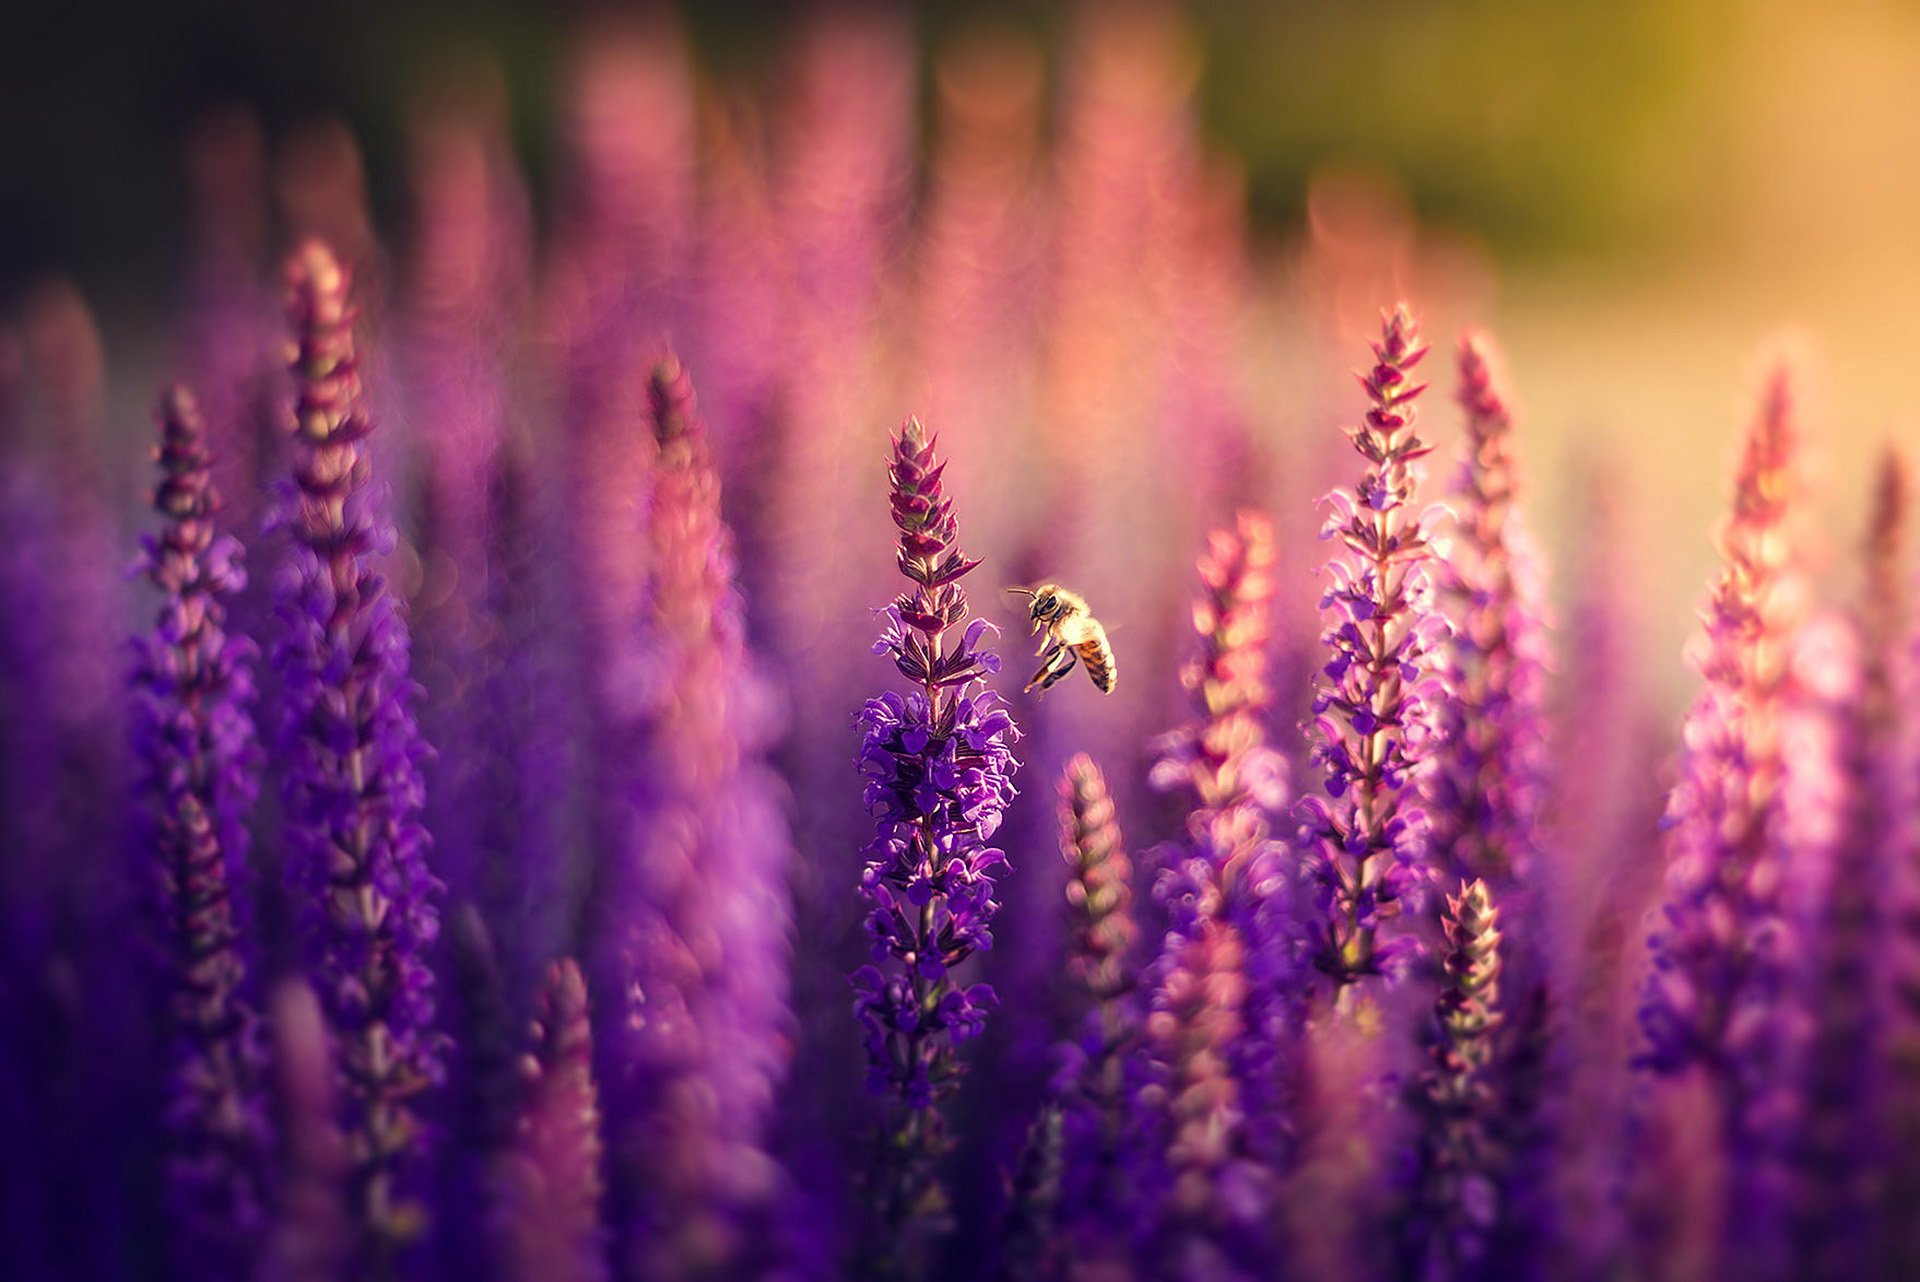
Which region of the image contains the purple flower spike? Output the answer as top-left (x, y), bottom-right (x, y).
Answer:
top-left (272, 239), bottom-right (444, 1270)
top-left (1050, 754), bottom-right (1141, 1262)
top-left (1399, 879), bottom-right (1506, 1280)
top-left (852, 417), bottom-right (1021, 1275)
top-left (1141, 513), bottom-right (1296, 1275)
top-left (1142, 916), bottom-right (1265, 1281)
top-left (1796, 449), bottom-right (1908, 1280)
top-left (1430, 333), bottom-right (1549, 891)
top-left (1638, 363), bottom-right (1808, 1281)
top-left (998, 1103), bottom-right (1066, 1282)
top-left (131, 383), bottom-right (269, 1280)
top-left (591, 355), bottom-right (794, 1282)
top-left (259, 980), bottom-right (351, 1282)
top-left (1299, 303), bottom-right (1448, 996)
top-left (494, 959), bottom-right (607, 1282)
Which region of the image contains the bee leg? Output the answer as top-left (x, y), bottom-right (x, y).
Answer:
top-left (1025, 644), bottom-right (1075, 694)
top-left (1035, 646), bottom-right (1079, 692)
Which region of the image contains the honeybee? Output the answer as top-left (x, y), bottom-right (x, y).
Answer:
top-left (1006, 584), bottom-right (1116, 695)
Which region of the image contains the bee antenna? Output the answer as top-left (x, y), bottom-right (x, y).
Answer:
top-left (1003, 586), bottom-right (1038, 598)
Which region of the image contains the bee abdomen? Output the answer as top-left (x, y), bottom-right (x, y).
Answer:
top-left (1074, 636), bottom-right (1116, 693)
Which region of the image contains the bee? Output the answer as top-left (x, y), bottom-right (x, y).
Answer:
top-left (1006, 584), bottom-right (1116, 695)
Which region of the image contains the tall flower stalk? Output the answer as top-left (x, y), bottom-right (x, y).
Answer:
top-left (1154, 512), bottom-right (1295, 1144)
top-left (1050, 753), bottom-right (1140, 1262)
top-left (260, 980), bottom-right (351, 1282)
top-left (1638, 365), bottom-right (1807, 1280)
top-left (1141, 512), bottom-right (1295, 1275)
top-left (1299, 304), bottom-right (1448, 995)
top-left (1399, 879), bottom-right (1506, 1280)
top-left (495, 958), bottom-right (607, 1282)
top-left (852, 418), bottom-right (1020, 1276)
top-left (273, 239), bottom-right (443, 1272)
top-left (1430, 333), bottom-right (1548, 891)
top-left (592, 356), bottom-right (794, 1281)
top-left (131, 383), bottom-right (268, 1280)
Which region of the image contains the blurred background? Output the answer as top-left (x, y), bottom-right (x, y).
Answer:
top-left (4, 0), bottom-right (1918, 701)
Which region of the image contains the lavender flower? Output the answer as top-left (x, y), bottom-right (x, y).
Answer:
top-left (1791, 450), bottom-right (1909, 1279)
top-left (1784, 613), bottom-right (1876, 1281)
top-left (1047, 753), bottom-right (1144, 1274)
top-left (1430, 333), bottom-right (1548, 890)
top-left (996, 1104), bottom-right (1065, 1282)
top-left (1298, 304), bottom-right (1448, 994)
top-left (130, 383), bottom-right (268, 1279)
top-left (852, 417), bottom-right (1020, 1275)
top-left (591, 355), bottom-right (795, 1281)
top-left (272, 239), bottom-right (443, 1270)
top-left (402, 86), bottom-right (532, 918)
top-left (1149, 512), bottom-right (1296, 1161)
top-left (1399, 879), bottom-right (1505, 1281)
top-left (1140, 512), bottom-right (1296, 1276)
top-left (1638, 364), bottom-right (1807, 1280)
top-left (260, 981), bottom-right (351, 1282)
top-left (1052, 754), bottom-right (1140, 1184)
top-left (494, 958), bottom-right (607, 1282)
top-left (1141, 915), bottom-right (1263, 1280)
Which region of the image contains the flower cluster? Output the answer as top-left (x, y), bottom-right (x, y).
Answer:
top-left (1049, 753), bottom-right (1141, 1257)
top-left (22, 19), bottom-right (1920, 1282)
top-left (851, 417), bottom-right (1020, 1271)
top-left (1429, 334), bottom-right (1549, 892)
top-left (1399, 879), bottom-right (1506, 1280)
top-left (1149, 511), bottom-right (1297, 1178)
top-left (1142, 914), bottom-right (1264, 1280)
top-left (1299, 304), bottom-right (1450, 994)
top-left (495, 959), bottom-right (608, 1282)
top-left (1639, 366), bottom-right (1808, 1277)
top-left (130, 383), bottom-right (268, 1280)
top-left (271, 239), bottom-right (443, 1268)
top-left (594, 356), bottom-right (795, 1282)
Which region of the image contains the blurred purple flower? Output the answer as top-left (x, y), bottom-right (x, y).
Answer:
top-left (494, 958), bottom-right (608, 1282)
top-left (997, 1103), bottom-right (1066, 1282)
top-left (131, 383), bottom-right (270, 1280)
top-left (400, 82), bottom-right (533, 917)
top-left (1048, 753), bottom-right (1141, 1267)
top-left (1399, 879), bottom-right (1506, 1281)
top-left (590, 355), bottom-right (795, 1281)
top-left (271, 239), bottom-right (444, 1269)
top-left (259, 980), bottom-right (351, 1282)
top-left (1430, 332), bottom-right (1549, 892)
top-left (1638, 364), bottom-right (1809, 1281)
top-left (1140, 512), bottom-right (1297, 1276)
top-left (1298, 304), bottom-right (1449, 995)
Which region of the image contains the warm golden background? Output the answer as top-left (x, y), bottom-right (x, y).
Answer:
top-left (5, 0), bottom-right (1918, 707)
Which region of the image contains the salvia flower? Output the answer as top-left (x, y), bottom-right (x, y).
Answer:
top-left (494, 958), bottom-right (607, 1282)
top-left (996, 1103), bottom-right (1065, 1282)
top-left (130, 383), bottom-right (268, 1280)
top-left (1429, 333), bottom-right (1549, 891)
top-left (1147, 512), bottom-right (1297, 1171)
top-left (1049, 753), bottom-right (1141, 1257)
top-left (1399, 879), bottom-right (1505, 1282)
top-left (272, 239), bottom-right (443, 1269)
top-left (1140, 914), bottom-right (1265, 1280)
top-left (260, 981), bottom-right (351, 1282)
top-left (1782, 454), bottom-right (1907, 1280)
top-left (1638, 365), bottom-right (1808, 1279)
top-left (1298, 304), bottom-right (1449, 993)
top-left (592, 355), bottom-right (795, 1281)
top-left (1783, 613), bottom-right (1877, 1282)
top-left (852, 417), bottom-right (1020, 1275)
